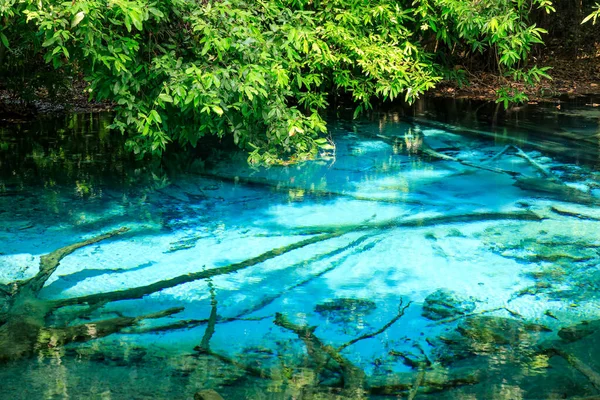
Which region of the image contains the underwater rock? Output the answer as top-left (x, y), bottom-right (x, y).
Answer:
top-left (164, 236), bottom-right (202, 253)
top-left (314, 298), bottom-right (376, 324)
top-left (530, 244), bottom-right (597, 262)
top-left (194, 389), bottom-right (224, 400)
top-left (457, 316), bottom-right (551, 345)
top-left (559, 320), bottom-right (600, 343)
top-left (422, 289), bottom-right (476, 321)
top-left (445, 228), bottom-right (466, 238)
top-left (389, 349), bottom-right (429, 368)
top-left (432, 316), bottom-right (551, 366)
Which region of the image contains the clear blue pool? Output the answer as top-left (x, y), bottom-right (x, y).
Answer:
top-left (0, 100), bottom-right (599, 399)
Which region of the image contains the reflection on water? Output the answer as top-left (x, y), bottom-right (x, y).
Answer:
top-left (0, 102), bottom-right (600, 399)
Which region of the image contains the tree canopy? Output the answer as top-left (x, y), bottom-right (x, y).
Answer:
top-left (0, 0), bottom-right (594, 163)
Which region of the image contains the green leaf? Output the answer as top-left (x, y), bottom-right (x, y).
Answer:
top-left (0, 33), bottom-right (8, 49)
top-left (148, 7), bottom-right (165, 19)
top-left (150, 110), bottom-right (162, 124)
top-left (582, 12), bottom-right (595, 24)
top-left (42, 36), bottom-right (59, 48)
top-left (131, 13), bottom-right (143, 31)
top-left (158, 93), bottom-right (173, 103)
top-left (212, 105), bottom-right (224, 116)
top-left (71, 12), bottom-right (85, 28)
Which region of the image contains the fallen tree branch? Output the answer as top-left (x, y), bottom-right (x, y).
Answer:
top-left (50, 231), bottom-right (345, 309)
top-left (420, 143), bottom-right (518, 176)
top-left (550, 206), bottom-right (600, 221)
top-left (513, 145), bottom-right (553, 178)
top-left (49, 212), bottom-right (542, 313)
top-left (407, 369), bottom-right (426, 400)
top-left (195, 280), bottom-right (217, 353)
top-left (222, 234), bottom-right (381, 324)
top-left (274, 313), bottom-right (366, 393)
top-left (292, 210), bottom-right (544, 236)
top-left (25, 227), bottom-right (130, 295)
top-left (127, 235), bottom-right (381, 335)
top-left (482, 145), bottom-right (512, 164)
top-left (338, 299), bottom-right (411, 352)
top-left (545, 347), bottom-right (600, 392)
top-left (36, 306), bottom-right (183, 349)
top-left (376, 132), bottom-right (519, 177)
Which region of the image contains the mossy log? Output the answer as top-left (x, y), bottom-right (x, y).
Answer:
top-left (37, 307), bottom-right (183, 349)
top-left (513, 145), bottom-right (553, 178)
top-left (50, 231), bottom-right (344, 309)
top-left (25, 227), bottom-right (130, 296)
top-left (368, 367), bottom-right (481, 395)
top-left (0, 228), bottom-right (190, 363)
top-left (291, 210), bottom-right (544, 236)
top-left (129, 234), bottom-right (380, 335)
top-left (274, 312), bottom-right (366, 395)
top-left (544, 347), bottom-right (600, 392)
top-left (0, 228), bottom-right (131, 362)
top-left (195, 282), bottom-right (217, 353)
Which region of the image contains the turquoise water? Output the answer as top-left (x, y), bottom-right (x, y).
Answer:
top-left (0, 101), bottom-right (599, 399)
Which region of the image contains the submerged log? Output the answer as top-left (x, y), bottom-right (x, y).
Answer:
top-left (24, 227), bottom-right (130, 296)
top-left (544, 347), bottom-right (600, 392)
top-left (274, 313), bottom-right (366, 395)
top-left (50, 231), bottom-right (345, 309)
top-left (514, 177), bottom-right (598, 205)
top-left (114, 235), bottom-right (380, 335)
top-left (195, 282), bottom-right (217, 353)
top-left (482, 145), bottom-right (512, 164)
top-left (550, 206), bottom-right (600, 221)
top-left (513, 146), bottom-right (553, 178)
top-left (291, 210), bottom-right (544, 236)
top-left (37, 307), bottom-right (183, 349)
top-left (368, 366), bottom-right (481, 395)
top-left (0, 228), bottom-right (131, 362)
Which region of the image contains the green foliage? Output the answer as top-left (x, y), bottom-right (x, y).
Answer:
top-left (414, 0), bottom-right (555, 107)
top-left (495, 87), bottom-right (529, 109)
top-left (1, 0), bottom-right (555, 162)
top-left (583, 3), bottom-right (600, 24)
top-left (0, 0), bottom-right (73, 100)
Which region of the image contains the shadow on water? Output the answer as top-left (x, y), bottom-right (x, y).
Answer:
top-left (0, 101), bottom-right (599, 399)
